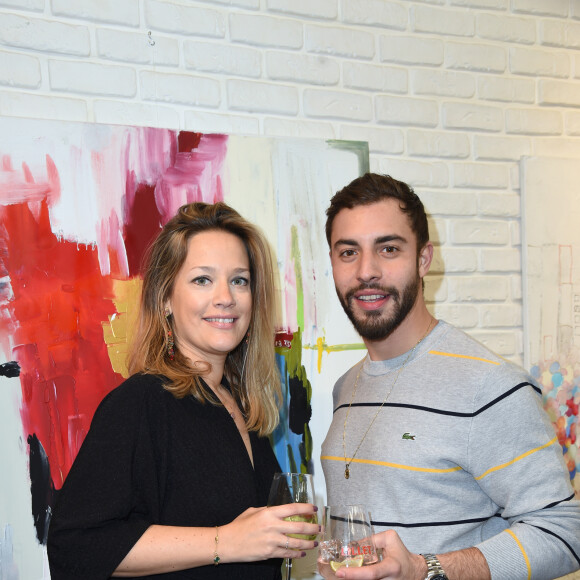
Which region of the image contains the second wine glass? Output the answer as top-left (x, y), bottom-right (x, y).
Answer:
top-left (267, 472), bottom-right (318, 580)
top-left (317, 504), bottom-right (379, 578)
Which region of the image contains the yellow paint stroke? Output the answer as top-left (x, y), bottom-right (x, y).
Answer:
top-left (429, 350), bottom-right (500, 365)
top-left (102, 277), bottom-right (142, 378)
top-left (505, 530), bottom-right (531, 580)
top-left (475, 436), bottom-right (558, 480)
top-left (321, 455), bottom-right (462, 474)
top-left (304, 337), bottom-right (367, 373)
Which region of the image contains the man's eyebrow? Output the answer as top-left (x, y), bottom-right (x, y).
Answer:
top-left (333, 234), bottom-right (408, 250)
top-left (333, 238), bottom-right (360, 250)
top-left (375, 234), bottom-right (407, 245)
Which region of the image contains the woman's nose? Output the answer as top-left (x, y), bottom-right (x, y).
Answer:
top-left (213, 280), bottom-right (235, 307)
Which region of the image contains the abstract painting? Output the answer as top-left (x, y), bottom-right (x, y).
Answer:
top-left (522, 156), bottom-right (580, 497)
top-left (0, 116), bottom-right (368, 578)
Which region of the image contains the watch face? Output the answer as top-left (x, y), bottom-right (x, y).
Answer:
top-left (431, 576), bottom-right (448, 580)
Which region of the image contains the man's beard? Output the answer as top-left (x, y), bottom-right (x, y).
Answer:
top-left (337, 273), bottom-right (421, 341)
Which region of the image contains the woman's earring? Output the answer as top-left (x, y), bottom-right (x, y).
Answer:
top-left (165, 309), bottom-right (174, 361)
top-left (166, 329), bottom-right (175, 361)
top-left (241, 329), bottom-right (250, 379)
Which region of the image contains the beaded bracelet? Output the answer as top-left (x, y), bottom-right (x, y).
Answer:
top-left (213, 526), bottom-right (220, 566)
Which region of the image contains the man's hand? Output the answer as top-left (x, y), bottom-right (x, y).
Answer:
top-left (332, 531), bottom-right (491, 580)
top-left (334, 530), bottom-right (425, 579)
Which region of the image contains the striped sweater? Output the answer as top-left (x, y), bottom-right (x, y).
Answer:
top-left (321, 320), bottom-right (580, 580)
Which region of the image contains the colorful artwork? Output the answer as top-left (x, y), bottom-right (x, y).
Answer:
top-left (0, 117), bottom-right (368, 578)
top-left (522, 156), bottom-right (580, 496)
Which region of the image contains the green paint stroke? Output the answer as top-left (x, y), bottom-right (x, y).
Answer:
top-left (279, 229), bottom-right (314, 472)
top-left (284, 328), bottom-right (314, 473)
top-left (284, 327), bottom-right (308, 384)
top-left (301, 422), bottom-right (313, 473)
top-left (305, 342), bottom-right (367, 353)
top-left (290, 225), bottom-right (304, 331)
top-left (287, 444), bottom-right (297, 475)
top-left (326, 140), bottom-right (370, 175)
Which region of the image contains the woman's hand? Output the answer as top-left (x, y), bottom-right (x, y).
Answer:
top-left (113, 504), bottom-right (319, 576)
top-left (220, 503), bottom-right (320, 562)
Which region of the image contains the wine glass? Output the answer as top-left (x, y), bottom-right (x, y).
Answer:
top-left (317, 504), bottom-right (379, 578)
top-left (267, 472), bottom-right (318, 580)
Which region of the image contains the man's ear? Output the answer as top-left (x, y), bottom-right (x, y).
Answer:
top-left (418, 242), bottom-right (434, 278)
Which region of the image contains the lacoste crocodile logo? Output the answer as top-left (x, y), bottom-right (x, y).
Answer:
top-left (402, 432), bottom-right (416, 440)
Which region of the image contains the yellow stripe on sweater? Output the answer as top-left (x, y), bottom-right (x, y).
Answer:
top-left (320, 455), bottom-right (462, 474)
top-left (475, 437), bottom-right (558, 480)
top-left (505, 529), bottom-right (532, 580)
top-left (428, 350), bottom-right (501, 365)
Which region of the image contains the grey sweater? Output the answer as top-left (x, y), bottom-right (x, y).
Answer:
top-left (321, 320), bottom-right (580, 580)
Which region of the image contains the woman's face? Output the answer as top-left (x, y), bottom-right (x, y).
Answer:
top-left (167, 230), bottom-right (252, 366)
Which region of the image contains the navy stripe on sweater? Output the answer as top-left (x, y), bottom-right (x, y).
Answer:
top-left (528, 524), bottom-right (580, 566)
top-left (371, 514), bottom-right (502, 529)
top-left (334, 382), bottom-right (541, 415)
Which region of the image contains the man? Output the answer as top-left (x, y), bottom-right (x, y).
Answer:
top-left (320, 173), bottom-right (580, 580)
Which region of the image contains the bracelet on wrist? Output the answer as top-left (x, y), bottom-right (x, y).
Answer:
top-left (213, 526), bottom-right (220, 566)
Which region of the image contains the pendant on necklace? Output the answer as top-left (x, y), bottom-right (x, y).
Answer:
top-left (345, 465), bottom-right (350, 479)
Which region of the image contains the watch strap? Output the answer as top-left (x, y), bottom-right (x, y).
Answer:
top-left (421, 553), bottom-right (448, 580)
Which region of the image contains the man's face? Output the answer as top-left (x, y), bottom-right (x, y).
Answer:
top-left (329, 199), bottom-right (430, 342)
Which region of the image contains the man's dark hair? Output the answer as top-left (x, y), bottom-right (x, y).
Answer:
top-left (325, 173), bottom-right (429, 252)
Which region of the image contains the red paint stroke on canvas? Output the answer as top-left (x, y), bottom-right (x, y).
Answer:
top-left (0, 154), bottom-right (60, 205)
top-left (153, 132), bottom-right (228, 224)
top-left (0, 198), bottom-right (122, 489)
top-left (0, 129), bottom-right (230, 491)
top-left (121, 130), bottom-right (228, 276)
top-left (122, 182), bottom-right (163, 276)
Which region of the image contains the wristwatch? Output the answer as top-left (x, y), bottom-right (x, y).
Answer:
top-left (421, 553), bottom-right (449, 580)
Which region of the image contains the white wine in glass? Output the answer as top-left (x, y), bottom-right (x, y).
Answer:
top-left (267, 472), bottom-right (318, 580)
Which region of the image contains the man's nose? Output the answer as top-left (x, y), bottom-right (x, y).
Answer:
top-left (356, 252), bottom-right (382, 283)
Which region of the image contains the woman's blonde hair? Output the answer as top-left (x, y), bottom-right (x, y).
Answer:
top-left (127, 202), bottom-right (281, 436)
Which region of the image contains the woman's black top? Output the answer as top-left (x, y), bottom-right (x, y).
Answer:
top-left (47, 373), bottom-right (282, 580)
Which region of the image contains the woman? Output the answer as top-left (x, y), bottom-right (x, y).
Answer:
top-left (47, 202), bottom-right (318, 579)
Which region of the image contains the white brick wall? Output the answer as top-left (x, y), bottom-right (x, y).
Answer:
top-left (145, 1), bottom-right (225, 37)
top-left (380, 35), bottom-right (444, 66)
top-left (0, 12), bottom-right (90, 55)
top-left (230, 13), bottom-right (302, 48)
top-left (446, 41), bottom-right (506, 72)
top-left (1, 0), bottom-right (580, 367)
top-left (412, 5), bottom-right (476, 37)
top-left (52, 0), bottom-right (140, 26)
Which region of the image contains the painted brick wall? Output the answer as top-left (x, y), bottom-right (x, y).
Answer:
top-left (1, 0), bottom-right (580, 367)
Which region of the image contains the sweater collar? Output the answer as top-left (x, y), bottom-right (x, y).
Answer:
top-left (362, 319), bottom-right (447, 376)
